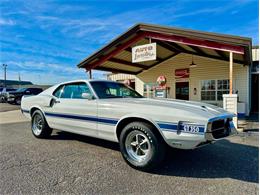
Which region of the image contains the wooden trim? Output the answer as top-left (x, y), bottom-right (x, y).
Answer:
top-left (86, 32), bottom-right (145, 71)
top-left (108, 58), bottom-right (148, 69)
top-left (167, 42), bottom-right (245, 64)
top-left (136, 52), bottom-right (180, 74)
top-left (144, 31), bottom-right (245, 54)
top-left (155, 40), bottom-right (180, 53)
top-left (81, 30), bottom-right (246, 71)
top-left (215, 50), bottom-right (227, 59)
top-left (95, 66), bottom-right (138, 74)
top-left (188, 45), bottom-right (207, 55)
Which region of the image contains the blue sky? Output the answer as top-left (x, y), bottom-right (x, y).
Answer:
top-left (0, 0), bottom-right (258, 84)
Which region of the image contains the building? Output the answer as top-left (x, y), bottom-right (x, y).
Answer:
top-left (251, 46), bottom-right (259, 113)
top-left (0, 79), bottom-right (33, 87)
top-left (77, 23), bottom-right (253, 119)
top-left (0, 79), bottom-right (51, 90)
top-left (107, 46), bottom-right (259, 116)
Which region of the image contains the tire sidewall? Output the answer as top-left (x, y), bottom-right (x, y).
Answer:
top-left (119, 122), bottom-right (163, 170)
top-left (31, 110), bottom-right (51, 138)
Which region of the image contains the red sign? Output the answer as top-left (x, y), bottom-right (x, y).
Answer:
top-left (156, 75), bottom-right (167, 86)
top-left (175, 68), bottom-right (189, 79)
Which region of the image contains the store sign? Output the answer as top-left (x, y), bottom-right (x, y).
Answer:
top-left (132, 43), bottom-right (156, 63)
top-left (175, 68), bottom-right (190, 79)
top-left (156, 75), bottom-right (167, 86)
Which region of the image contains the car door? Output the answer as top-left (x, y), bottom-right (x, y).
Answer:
top-left (45, 82), bottom-right (98, 137)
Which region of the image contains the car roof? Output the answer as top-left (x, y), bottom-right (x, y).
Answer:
top-left (57, 79), bottom-right (119, 85)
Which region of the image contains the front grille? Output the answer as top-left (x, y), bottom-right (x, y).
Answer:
top-left (211, 119), bottom-right (231, 139)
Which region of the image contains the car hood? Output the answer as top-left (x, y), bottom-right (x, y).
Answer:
top-left (99, 97), bottom-right (233, 119)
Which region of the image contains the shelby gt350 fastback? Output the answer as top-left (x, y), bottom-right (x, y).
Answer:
top-left (21, 80), bottom-right (237, 170)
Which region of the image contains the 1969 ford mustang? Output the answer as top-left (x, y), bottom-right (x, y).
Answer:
top-left (21, 80), bottom-right (237, 170)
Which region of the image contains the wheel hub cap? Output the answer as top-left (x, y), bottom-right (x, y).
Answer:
top-left (125, 131), bottom-right (151, 162)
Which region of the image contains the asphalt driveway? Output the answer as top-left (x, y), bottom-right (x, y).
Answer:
top-left (0, 103), bottom-right (258, 194)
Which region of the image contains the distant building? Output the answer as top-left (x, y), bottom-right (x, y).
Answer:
top-left (0, 79), bottom-right (33, 87)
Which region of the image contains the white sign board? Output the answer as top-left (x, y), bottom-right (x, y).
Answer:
top-left (132, 43), bottom-right (156, 63)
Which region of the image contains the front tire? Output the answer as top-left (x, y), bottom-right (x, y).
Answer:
top-left (31, 110), bottom-right (52, 138)
top-left (15, 97), bottom-right (21, 105)
top-left (119, 122), bottom-right (165, 171)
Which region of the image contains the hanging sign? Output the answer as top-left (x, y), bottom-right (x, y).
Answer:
top-left (132, 43), bottom-right (156, 63)
top-left (175, 68), bottom-right (190, 79)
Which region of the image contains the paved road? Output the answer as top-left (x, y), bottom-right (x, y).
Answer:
top-left (0, 104), bottom-right (259, 194)
top-left (0, 103), bottom-right (20, 112)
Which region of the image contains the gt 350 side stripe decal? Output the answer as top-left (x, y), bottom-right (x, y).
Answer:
top-left (157, 122), bottom-right (205, 133)
top-left (22, 109), bottom-right (205, 133)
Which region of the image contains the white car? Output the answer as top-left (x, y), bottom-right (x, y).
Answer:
top-left (21, 80), bottom-right (237, 170)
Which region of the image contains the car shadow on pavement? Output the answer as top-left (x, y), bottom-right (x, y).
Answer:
top-left (154, 139), bottom-right (259, 183)
top-left (49, 131), bottom-right (258, 183)
top-left (49, 131), bottom-right (120, 151)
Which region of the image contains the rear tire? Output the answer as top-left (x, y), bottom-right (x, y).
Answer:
top-left (31, 110), bottom-right (52, 138)
top-left (119, 121), bottom-right (165, 171)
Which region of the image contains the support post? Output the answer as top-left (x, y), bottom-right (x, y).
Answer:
top-left (89, 69), bottom-right (92, 79)
top-left (223, 51), bottom-right (238, 129)
top-left (229, 52), bottom-right (233, 94)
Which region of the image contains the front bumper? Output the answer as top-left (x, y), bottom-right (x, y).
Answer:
top-left (161, 118), bottom-right (237, 150)
top-left (7, 97), bottom-right (15, 102)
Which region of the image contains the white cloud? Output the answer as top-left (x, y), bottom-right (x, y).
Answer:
top-left (0, 18), bottom-right (15, 26)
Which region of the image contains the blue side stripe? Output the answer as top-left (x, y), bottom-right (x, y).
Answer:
top-left (44, 112), bottom-right (118, 125)
top-left (158, 123), bottom-right (178, 130)
top-left (22, 109), bottom-right (204, 134)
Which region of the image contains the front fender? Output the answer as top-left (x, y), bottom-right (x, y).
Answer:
top-left (115, 113), bottom-right (168, 143)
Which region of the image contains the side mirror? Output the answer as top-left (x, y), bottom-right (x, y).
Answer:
top-left (82, 92), bottom-right (94, 100)
top-left (49, 98), bottom-right (60, 107)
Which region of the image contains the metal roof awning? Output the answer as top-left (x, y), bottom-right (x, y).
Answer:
top-left (77, 23), bottom-right (252, 75)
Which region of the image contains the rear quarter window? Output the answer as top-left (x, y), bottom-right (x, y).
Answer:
top-left (53, 85), bottom-right (64, 98)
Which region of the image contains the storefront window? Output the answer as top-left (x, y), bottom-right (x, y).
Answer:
top-left (217, 80), bottom-right (229, 100)
top-left (201, 80), bottom-right (216, 100)
top-left (201, 79), bottom-right (229, 101)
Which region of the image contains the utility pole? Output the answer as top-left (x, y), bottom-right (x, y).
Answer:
top-left (2, 64), bottom-right (7, 88)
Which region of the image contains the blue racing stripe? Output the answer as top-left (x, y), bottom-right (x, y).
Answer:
top-left (157, 123), bottom-right (178, 130)
top-left (45, 112), bottom-right (118, 125)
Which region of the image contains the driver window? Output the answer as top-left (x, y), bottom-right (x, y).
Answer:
top-left (60, 83), bottom-right (91, 99)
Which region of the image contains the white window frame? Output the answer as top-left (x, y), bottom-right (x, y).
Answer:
top-left (200, 79), bottom-right (230, 101)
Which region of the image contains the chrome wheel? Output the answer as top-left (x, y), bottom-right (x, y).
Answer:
top-left (32, 114), bottom-right (43, 136)
top-left (125, 130), bottom-right (151, 163)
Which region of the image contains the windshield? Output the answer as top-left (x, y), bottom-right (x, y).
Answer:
top-left (90, 81), bottom-right (143, 99)
top-left (16, 88), bottom-right (27, 92)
